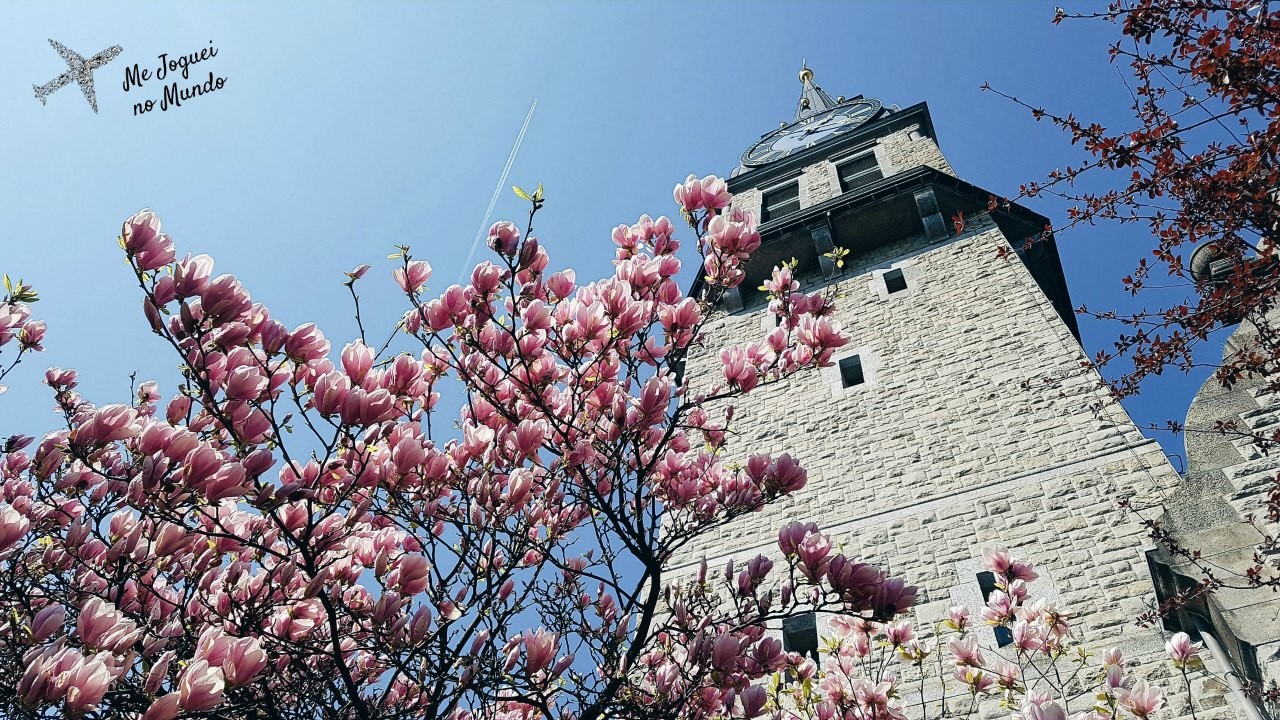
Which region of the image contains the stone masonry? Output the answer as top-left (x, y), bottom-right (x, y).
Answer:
top-left (667, 102), bottom-right (1250, 718)
top-left (1152, 303), bottom-right (1280, 703)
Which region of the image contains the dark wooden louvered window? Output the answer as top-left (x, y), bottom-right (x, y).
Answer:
top-left (838, 153), bottom-right (883, 193)
top-left (761, 183), bottom-right (800, 222)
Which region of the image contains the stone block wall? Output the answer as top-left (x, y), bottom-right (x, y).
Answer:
top-left (669, 221), bottom-right (1242, 718)
top-left (878, 123), bottom-right (956, 178)
top-left (1166, 303), bottom-right (1280, 698)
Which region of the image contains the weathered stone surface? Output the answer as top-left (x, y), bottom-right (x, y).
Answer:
top-left (1155, 302), bottom-right (1280, 695)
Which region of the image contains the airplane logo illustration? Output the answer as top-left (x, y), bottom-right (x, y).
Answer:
top-left (33, 39), bottom-right (123, 113)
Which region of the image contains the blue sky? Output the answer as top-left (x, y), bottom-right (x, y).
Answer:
top-left (0, 1), bottom-right (1218, 466)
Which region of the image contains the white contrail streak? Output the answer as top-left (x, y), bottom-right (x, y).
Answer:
top-left (457, 99), bottom-right (537, 285)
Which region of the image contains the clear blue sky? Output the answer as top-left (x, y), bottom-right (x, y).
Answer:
top-left (0, 1), bottom-right (1218, 467)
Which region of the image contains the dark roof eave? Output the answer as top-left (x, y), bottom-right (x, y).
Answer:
top-left (754, 165), bottom-right (1050, 237)
top-left (685, 165), bottom-right (1056, 310)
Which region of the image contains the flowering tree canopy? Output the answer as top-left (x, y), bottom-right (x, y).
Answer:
top-left (972, 0), bottom-right (1280, 615)
top-left (984, 1), bottom-right (1280, 400)
top-left (0, 178), bottom-right (910, 720)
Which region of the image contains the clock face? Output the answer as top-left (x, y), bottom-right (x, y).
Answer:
top-left (742, 99), bottom-right (883, 167)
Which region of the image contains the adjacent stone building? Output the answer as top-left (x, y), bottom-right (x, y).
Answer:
top-left (1148, 301), bottom-right (1280, 706)
top-left (671, 67), bottom-right (1267, 718)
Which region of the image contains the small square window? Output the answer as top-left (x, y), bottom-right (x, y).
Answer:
top-left (884, 268), bottom-right (908, 294)
top-left (977, 571), bottom-right (1014, 647)
top-left (839, 355), bottom-right (864, 388)
top-left (761, 183), bottom-right (800, 222)
top-left (783, 612), bottom-right (820, 662)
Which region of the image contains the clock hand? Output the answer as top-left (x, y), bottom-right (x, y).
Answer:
top-left (802, 119), bottom-right (835, 136)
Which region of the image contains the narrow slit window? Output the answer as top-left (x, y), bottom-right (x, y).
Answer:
top-left (884, 268), bottom-right (908, 294)
top-left (783, 612), bottom-right (820, 663)
top-left (761, 183), bottom-right (800, 222)
top-left (976, 571), bottom-right (1014, 647)
top-left (838, 153), bottom-right (883, 193)
top-left (839, 355), bottom-right (864, 388)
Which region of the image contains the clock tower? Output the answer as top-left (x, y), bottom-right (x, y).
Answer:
top-left (671, 67), bottom-right (1249, 715)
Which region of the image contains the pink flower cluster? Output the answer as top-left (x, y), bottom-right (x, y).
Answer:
top-left (741, 546), bottom-right (1174, 720)
top-left (627, 546), bottom-right (1185, 720)
top-left (0, 177), bottom-right (866, 719)
top-left (0, 280), bottom-right (45, 394)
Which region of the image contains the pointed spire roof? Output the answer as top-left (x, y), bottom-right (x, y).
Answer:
top-left (794, 61), bottom-right (839, 122)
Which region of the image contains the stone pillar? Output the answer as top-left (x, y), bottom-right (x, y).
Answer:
top-left (721, 285), bottom-right (744, 313)
top-left (810, 223), bottom-right (836, 276)
top-left (913, 186), bottom-right (948, 243)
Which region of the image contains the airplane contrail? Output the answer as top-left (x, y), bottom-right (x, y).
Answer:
top-left (457, 99), bottom-right (537, 285)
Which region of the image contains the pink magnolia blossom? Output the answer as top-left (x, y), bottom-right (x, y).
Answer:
top-left (394, 260), bottom-right (433, 294)
top-left (285, 322), bottom-right (330, 362)
top-left (948, 636), bottom-right (984, 667)
top-left (224, 365), bottom-right (268, 401)
top-left (1101, 647), bottom-right (1125, 667)
top-left (178, 658), bottom-right (226, 711)
top-left (30, 603), bottom-right (66, 642)
top-left (173, 254), bottom-right (215, 297)
top-left (77, 597), bottom-right (140, 653)
top-left (982, 545), bottom-right (1039, 585)
top-left (341, 340), bottom-right (375, 383)
top-left (223, 637), bottom-right (268, 687)
top-left (122, 209), bottom-right (176, 271)
top-left (523, 628), bottom-right (558, 675)
top-left (62, 653), bottom-right (114, 712)
top-left (0, 503), bottom-right (30, 552)
top-left (201, 274), bottom-right (253, 323)
top-left (73, 404), bottom-right (142, 446)
top-left (393, 553), bottom-right (431, 595)
top-left (488, 221), bottom-right (521, 256)
top-left (1012, 696), bottom-right (1069, 720)
top-left (18, 320), bottom-right (45, 351)
top-left (953, 667), bottom-right (995, 695)
top-left (1118, 679), bottom-right (1164, 719)
top-left (778, 520), bottom-right (819, 556)
top-left (0, 303), bottom-right (30, 345)
top-left (884, 620), bottom-right (913, 647)
top-left (140, 693), bottom-right (181, 720)
top-left (673, 174), bottom-right (731, 213)
top-left (795, 530), bottom-right (833, 580)
top-left (1165, 631), bottom-right (1201, 669)
top-left (739, 685), bottom-right (767, 718)
top-left (710, 632), bottom-right (740, 673)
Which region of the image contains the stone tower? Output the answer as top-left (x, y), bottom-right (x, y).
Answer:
top-left (671, 67), bottom-right (1252, 716)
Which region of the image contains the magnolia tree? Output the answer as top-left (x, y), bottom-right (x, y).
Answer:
top-left (0, 179), bottom-right (1199, 720)
top-left (0, 179), bottom-right (897, 720)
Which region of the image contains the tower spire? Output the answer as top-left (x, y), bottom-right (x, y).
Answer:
top-left (794, 61), bottom-right (838, 122)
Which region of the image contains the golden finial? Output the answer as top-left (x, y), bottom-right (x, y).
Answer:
top-left (798, 59), bottom-right (813, 85)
